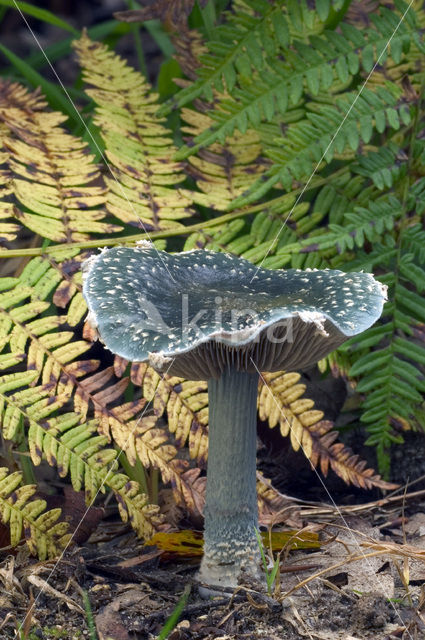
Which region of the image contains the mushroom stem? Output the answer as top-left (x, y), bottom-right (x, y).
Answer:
top-left (199, 365), bottom-right (261, 588)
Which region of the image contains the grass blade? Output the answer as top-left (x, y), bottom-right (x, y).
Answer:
top-left (0, 0), bottom-right (78, 34)
top-left (157, 585), bottom-right (191, 640)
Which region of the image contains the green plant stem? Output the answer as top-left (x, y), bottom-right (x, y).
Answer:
top-left (17, 448), bottom-right (37, 486)
top-left (81, 589), bottom-right (98, 640)
top-left (126, 0), bottom-right (147, 75)
top-left (0, 167), bottom-right (349, 259)
top-left (117, 451), bottom-right (149, 497)
top-left (157, 585), bottom-right (191, 640)
top-left (149, 467), bottom-right (159, 505)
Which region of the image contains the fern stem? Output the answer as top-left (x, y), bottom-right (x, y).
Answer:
top-left (149, 467), bottom-right (160, 505)
top-left (199, 366), bottom-right (260, 588)
top-left (126, 0), bottom-right (147, 76)
top-left (17, 449), bottom-right (37, 486)
top-left (0, 168), bottom-right (349, 259)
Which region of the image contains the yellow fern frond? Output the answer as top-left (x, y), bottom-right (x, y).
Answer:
top-left (181, 107), bottom-right (265, 211)
top-left (1, 384), bottom-right (163, 540)
top-left (0, 257), bottom-right (146, 444)
top-left (0, 80), bottom-right (120, 242)
top-left (130, 363), bottom-right (209, 463)
top-left (258, 371), bottom-right (394, 490)
top-left (73, 33), bottom-right (195, 232)
top-left (0, 152), bottom-right (19, 244)
top-left (0, 467), bottom-right (70, 559)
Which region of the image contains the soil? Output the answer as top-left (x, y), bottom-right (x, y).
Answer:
top-left (2, 488), bottom-right (425, 640)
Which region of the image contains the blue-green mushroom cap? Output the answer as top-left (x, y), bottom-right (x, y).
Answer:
top-left (82, 243), bottom-right (387, 380)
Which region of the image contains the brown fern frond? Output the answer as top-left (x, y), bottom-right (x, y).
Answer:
top-left (171, 467), bottom-right (206, 518)
top-left (172, 29), bottom-right (205, 79)
top-left (258, 371), bottom-right (394, 490)
top-left (114, 0), bottom-right (207, 29)
top-left (0, 80), bottom-right (120, 243)
top-left (73, 33), bottom-right (195, 232)
top-left (257, 472), bottom-right (301, 529)
top-left (308, 420), bottom-right (397, 490)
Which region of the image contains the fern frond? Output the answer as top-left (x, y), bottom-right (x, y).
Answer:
top-left (0, 256), bottom-right (148, 447)
top-left (162, 0), bottom-right (409, 117)
top-left (0, 259), bottom-right (91, 390)
top-left (115, 0), bottom-right (202, 26)
top-left (256, 472), bottom-right (300, 527)
top-left (258, 371), bottom-right (392, 489)
top-left (73, 33), bottom-right (195, 232)
top-left (160, 1), bottom-right (292, 111)
top-left (0, 152), bottom-right (19, 244)
top-left (173, 2), bottom-right (418, 162)
top-left (0, 378), bottom-right (163, 539)
top-left (181, 107), bottom-right (266, 211)
top-left (337, 224), bottom-right (425, 472)
top-left (299, 195), bottom-right (403, 255)
top-left (241, 85), bottom-right (411, 200)
top-left (351, 143), bottom-right (407, 190)
top-left (307, 420), bottom-right (395, 490)
top-left (0, 80), bottom-right (119, 242)
top-left (29, 413), bottom-right (163, 538)
top-left (0, 467), bottom-right (70, 559)
top-left (130, 363), bottom-right (209, 464)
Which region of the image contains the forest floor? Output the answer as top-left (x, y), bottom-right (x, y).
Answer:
top-left (1, 484), bottom-right (425, 640)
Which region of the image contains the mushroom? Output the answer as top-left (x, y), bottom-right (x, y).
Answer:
top-left (82, 243), bottom-right (387, 589)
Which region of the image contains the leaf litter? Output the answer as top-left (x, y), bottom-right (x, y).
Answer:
top-left (0, 487), bottom-right (425, 639)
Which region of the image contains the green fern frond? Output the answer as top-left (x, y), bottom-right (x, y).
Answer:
top-left (237, 85), bottom-right (411, 201)
top-left (351, 143), bottom-right (407, 190)
top-left (0, 467), bottom-right (70, 559)
top-left (162, 0), bottom-right (415, 120)
top-left (0, 80), bottom-right (119, 242)
top-left (73, 33), bottom-right (195, 232)
top-left (160, 1), bottom-right (292, 111)
top-left (299, 195), bottom-right (403, 255)
top-left (172, 2), bottom-right (418, 162)
top-left (338, 225), bottom-right (425, 473)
